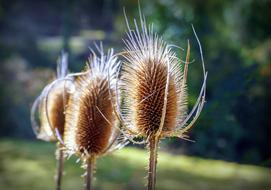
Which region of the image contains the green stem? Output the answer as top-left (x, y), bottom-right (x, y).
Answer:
top-left (147, 136), bottom-right (159, 190)
top-left (56, 143), bottom-right (64, 190)
top-left (85, 156), bottom-right (96, 190)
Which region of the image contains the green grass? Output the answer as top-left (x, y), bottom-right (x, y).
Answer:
top-left (0, 139), bottom-right (270, 190)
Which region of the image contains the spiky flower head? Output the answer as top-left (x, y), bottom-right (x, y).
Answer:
top-left (64, 45), bottom-right (127, 158)
top-left (115, 11), bottom-right (207, 142)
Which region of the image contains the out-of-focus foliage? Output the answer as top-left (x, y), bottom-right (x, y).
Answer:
top-left (0, 0), bottom-right (270, 166)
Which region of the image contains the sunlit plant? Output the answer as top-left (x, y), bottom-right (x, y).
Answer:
top-left (31, 52), bottom-right (73, 190)
top-left (111, 10), bottom-right (207, 190)
top-left (63, 46), bottom-right (127, 190)
top-left (30, 7), bottom-right (207, 190)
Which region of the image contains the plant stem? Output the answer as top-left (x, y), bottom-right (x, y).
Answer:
top-left (56, 143), bottom-right (64, 190)
top-left (85, 156), bottom-right (96, 190)
top-left (147, 136), bottom-right (159, 190)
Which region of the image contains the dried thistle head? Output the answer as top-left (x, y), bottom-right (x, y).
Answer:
top-left (64, 46), bottom-right (127, 158)
top-left (126, 58), bottom-right (179, 137)
top-left (31, 53), bottom-right (73, 141)
top-left (115, 11), bottom-right (207, 141)
top-left (38, 80), bottom-right (71, 141)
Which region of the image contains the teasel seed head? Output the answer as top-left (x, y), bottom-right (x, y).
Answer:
top-left (39, 80), bottom-right (70, 140)
top-left (64, 46), bottom-right (127, 158)
top-left (116, 11), bottom-right (207, 141)
top-left (31, 52), bottom-right (73, 141)
top-left (129, 60), bottom-right (178, 137)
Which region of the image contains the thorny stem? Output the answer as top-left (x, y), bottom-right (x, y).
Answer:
top-left (148, 135), bottom-right (159, 190)
top-left (56, 143), bottom-right (64, 190)
top-left (85, 156), bottom-right (96, 190)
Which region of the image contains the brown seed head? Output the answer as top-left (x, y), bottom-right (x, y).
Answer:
top-left (64, 48), bottom-right (123, 157)
top-left (129, 59), bottom-right (178, 137)
top-left (39, 81), bottom-right (69, 140)
top-left (120, 14), bottom-right (188, 139)
top-left (31, 52), bottom-right (70, 141)
top-left (65, 75), bottom-right (115, 156)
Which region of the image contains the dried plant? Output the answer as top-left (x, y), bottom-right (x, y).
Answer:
top-left (112, 10), bottom-right (207, 190)
top-left (31, 52), bottom-right (73, 190)
top-left (63, 46), bottom-right (127, 190)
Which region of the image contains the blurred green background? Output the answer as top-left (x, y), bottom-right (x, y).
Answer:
top-left (0, 0), bottom-right (270, 189)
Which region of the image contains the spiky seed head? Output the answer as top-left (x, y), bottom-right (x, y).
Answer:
top-left (32, 52), bottom-right (71, 141)
top-left (66, 76), bottom-right (114, 155)
top-left (130, 60), bottom-right (178, 137)
top-left (64, 47), bottom-right (125, 157)
top-left (120, 13), bottom-right (188, 138)
top-left (38, 81), bottom-right (69, 141)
